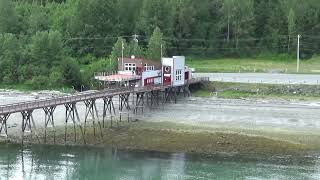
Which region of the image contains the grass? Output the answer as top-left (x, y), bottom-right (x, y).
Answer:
top-left (192, 81), bottom-right (320, 100)
top-left (186, 56), bottom-right (320, 73)
top-left (193, 89), bottom-right (256, 99)
top-left (0, 84), bottom-right (34, 91)
top-left (0, 83), bottom-right (75, 93)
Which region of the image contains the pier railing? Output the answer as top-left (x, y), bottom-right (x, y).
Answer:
top-left (0, 77), bottom-right (206, 115)
top-left (0, 87), bottom-right (132, 114)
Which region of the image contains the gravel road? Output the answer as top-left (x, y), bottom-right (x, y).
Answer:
top-left (195, 73), bottom-right (320, 85)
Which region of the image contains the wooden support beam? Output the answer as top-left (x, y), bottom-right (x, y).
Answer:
top-left (119, 93), bottom-right (131, 123)
top-left (21, 110), bottom-right (40, 144)
top-left (84, 99), bottom-right (100, 137)
top-left (150, 90), bottom-right (160, 108)
top-left (0, 114), bottom-right (10, 139)
top-left (64, 103), bottom-right (86, 144)
top-left (183, 84), bottom-right (191, 97)
top-left (119, 93), bottom-right (131, 111)
top-left (134, 92), bottom-right (144, 115)
top-left (43, 106), bottom-right (56, 144)
top-left (164, 87), bottom-right (178, 104)
top-left (103, 96), bottom-right (116, 128)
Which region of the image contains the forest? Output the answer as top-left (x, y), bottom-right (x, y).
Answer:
top-left (0, 0), bottom-right (319, 89)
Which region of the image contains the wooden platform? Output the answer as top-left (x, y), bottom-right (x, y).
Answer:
top-left (0, 77), bottom-right (208, 115)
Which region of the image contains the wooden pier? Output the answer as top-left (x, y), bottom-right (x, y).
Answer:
top-left (0, 77), bottom-right (208, 144)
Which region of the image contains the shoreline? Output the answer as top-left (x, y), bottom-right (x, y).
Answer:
top-left (3, 121), bottom-right (318, 156)
top-left (1, 88), bottom-right (320, 156)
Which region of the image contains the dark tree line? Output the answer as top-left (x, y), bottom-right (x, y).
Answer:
top-left (0, 0), bottom-right (320, 89)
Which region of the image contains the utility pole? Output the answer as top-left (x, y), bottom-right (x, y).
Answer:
top-left (133, 34), bottom-right (139, 44)
top-left (121, 39), bottom-right (124, 71)
top-left (297, 34), bottom-right (301, 73)
top-left (132, 34), bottom-right (139, 57)
top-left (161, 44), bottom-right (163, 59)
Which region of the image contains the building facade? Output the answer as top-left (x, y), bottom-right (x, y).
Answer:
top-left (117, 56), bottom-right (162, 75)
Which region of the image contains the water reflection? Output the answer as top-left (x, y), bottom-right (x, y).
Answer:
top-left (0, 144), bottom-right (320, 180)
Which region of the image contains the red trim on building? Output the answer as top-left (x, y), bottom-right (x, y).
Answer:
top-left (185, 71), bottom-right (189, 80)
top-left (144, 77), bottom-right (155, 86)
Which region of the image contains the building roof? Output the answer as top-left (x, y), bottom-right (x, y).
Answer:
top-left (118, 57), bottom-right (160, 63)
top-left (95, 74), bottom-right (141, 82)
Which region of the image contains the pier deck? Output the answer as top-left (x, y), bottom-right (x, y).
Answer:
top-left (0, 77), bottom-right (207, 115)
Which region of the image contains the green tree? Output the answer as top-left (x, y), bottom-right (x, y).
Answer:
top-left (31, 75), bottom-right (49, 89)
top-left (265, 1), bottom-right (288, 53)
top-left (0, 34), bottom-right (21, 83)
top-left (49, 68), bottom-right (65, 87)
top-left (146, 27), bottom-right (166, 60)
top-left (220, 0), bottom-right (235, 44)
top-left (60, 58), bottom-right (82, 88)
top-left (67, 0), bottom-right (118, 56)
top-left (0, 0), bottom-right (19, 33)
top-left (219, 0), bottom-right (255, 55)
top-left (110, 37), bottom-right (129, 60)
top-left (29, 31), bottom-right (64, 68)
top-left (115, 0), bottom-right (142, 35)
top-left (128, 39), bottom-right (144, 57)
top-left (171, 0), bottom-right (197, 55)
top-left (136, 0), bottom-right (175, 37)
top-left (27, 6), bottom-right (49, 34)
top-left (287, 8), bottom-right (296, 53)
top-left (109, 37), bottom-right (129, 70)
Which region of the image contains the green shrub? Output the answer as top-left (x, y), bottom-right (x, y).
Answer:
top-left (30, 75), bottom-right (48, 89)
top-left (49, 70), bottom-right (64, 87)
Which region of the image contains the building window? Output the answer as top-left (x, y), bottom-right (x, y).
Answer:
top-left (144, 64), bottom-right (154, 71)
top-left (124, 63), bottom-right (136, 71)
top-left (175, 70), bottom-right (182, 81)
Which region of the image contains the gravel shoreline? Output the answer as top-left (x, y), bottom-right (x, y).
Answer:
top-left (3, 121), bottom-right (313, 156)
top-left (1, 90), bottom-right (320, 155)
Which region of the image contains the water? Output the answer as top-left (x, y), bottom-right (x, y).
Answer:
top-left (0, 144), bottom-right (319, 180)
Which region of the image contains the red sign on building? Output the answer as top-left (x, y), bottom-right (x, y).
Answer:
top-left (163, 66), bottom-right (171, 85)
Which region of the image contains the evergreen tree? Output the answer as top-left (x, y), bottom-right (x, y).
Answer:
top-left (128, 39), bottom-right (144, 58)
top-left (29, 31), bottom-right (64, 68)
top-left (27, 6), bottom-right (49, 34)
top-left (110, 37), bottom-right (128, 70)
top-left (287, 8), bottom-right (296, 53)
top-left (110, 37), bottom-right (128, 60)
top-left (60, 58), bottom-right (82, 88)
top-left (0, 34), bottom-right (21, 83)
top-left (67, 0), bottom-right (118, 56)
top-left (220, 0), bottom-right (235, 44)
top-left (146, 27), bottom-right (166, 61)
top-left (265, 1), bottom-right (288, 53)
top-left (136, 0), bottom-right (175, 37)
top-left (0, 0), bottom-right (19, 34)
top-left (1, 0), bottom-right (320, 89)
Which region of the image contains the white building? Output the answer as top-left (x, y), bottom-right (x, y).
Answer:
top-left (162, 56), bottom-right (186, 87)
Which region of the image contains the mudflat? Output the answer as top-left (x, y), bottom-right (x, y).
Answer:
top-left (2, 90), bottom-right (320, 155)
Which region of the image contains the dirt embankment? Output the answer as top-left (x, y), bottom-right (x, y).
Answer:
top-left (4, 121), bottom-right (313, 156)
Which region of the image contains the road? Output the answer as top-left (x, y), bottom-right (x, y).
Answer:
top-left (194, 73), bottom-right (320, 85)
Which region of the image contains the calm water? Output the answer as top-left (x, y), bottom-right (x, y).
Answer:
top-left (0, 144), bottom-right (319, 180)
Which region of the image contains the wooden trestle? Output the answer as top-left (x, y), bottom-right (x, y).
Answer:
top-left (43, 106), bottom-right (56, 143)
top-left (0, 77), bottom-right (208, 144)
top-left (102, 96), bottom-right (116, 128)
